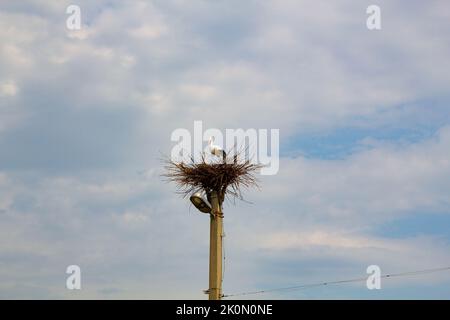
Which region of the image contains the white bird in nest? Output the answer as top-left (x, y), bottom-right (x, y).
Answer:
top-left (208, 136), bottom-right (227, 162)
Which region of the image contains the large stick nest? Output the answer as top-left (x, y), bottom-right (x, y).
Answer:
top-left (163, 152), bottom-right (263, 201)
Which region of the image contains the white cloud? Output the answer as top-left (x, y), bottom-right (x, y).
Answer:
top-left (0, 0), bottom-right (449, 299)
top-left (129, 24), bottom-right (167, 39)
top-left (258, 230), bottom-right (450, 278)
top-left (66, 27), bottom-right (92, 40)
top-left (0, 80), bottom-right (18, 96)
top-left (261, 231), bottom-right (390, 250)
top-left (251, 126), bottom-right (450, 228)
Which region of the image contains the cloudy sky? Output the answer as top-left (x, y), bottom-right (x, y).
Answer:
top-left (1, 0), bottom-right (450, 299)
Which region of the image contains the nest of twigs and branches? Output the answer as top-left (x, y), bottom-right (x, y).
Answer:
top-left (163, 152), bottom-right (263, 202)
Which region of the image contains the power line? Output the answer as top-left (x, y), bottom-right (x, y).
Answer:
top-left (222, 266), bottom-right (450, 298)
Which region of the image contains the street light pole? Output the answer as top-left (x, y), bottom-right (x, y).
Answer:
top-left (208, 190), bottom-right (223, 300)
top-left (164, 145), bottom-right (261, 300)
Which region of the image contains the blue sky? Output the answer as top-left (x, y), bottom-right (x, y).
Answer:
top-left (1, 0), bottom-right (450, 299)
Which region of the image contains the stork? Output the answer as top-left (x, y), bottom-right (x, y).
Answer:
top-left (208, 136), bottom-right (226, 162)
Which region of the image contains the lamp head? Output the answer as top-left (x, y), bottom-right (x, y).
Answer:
top-left (189, 192), bottom-right (212, 214)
